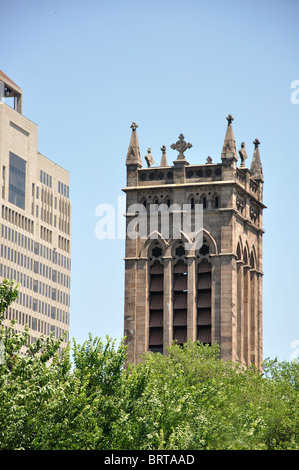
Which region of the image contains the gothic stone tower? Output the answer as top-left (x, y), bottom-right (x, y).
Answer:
top-left (123, 116), bottom-right (265, 369)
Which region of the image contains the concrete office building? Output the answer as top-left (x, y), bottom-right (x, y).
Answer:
top-left (0, 71), bottom-right (71, 349)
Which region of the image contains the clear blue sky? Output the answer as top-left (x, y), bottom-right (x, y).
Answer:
top-left (2, 0), bottom-right (299, 361)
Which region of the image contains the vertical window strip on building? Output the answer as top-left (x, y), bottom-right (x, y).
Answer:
top-left (8, 152), bottom-right (26, 210)
top-left (58, 181), bottom-right (69, 198)
top-left (40, 170), bottom-right (52, 188)
top-left (197, 260), bottom-right (212, 345)
top-left (148, 260), bottom-right (164, 353)
top-left (172, 260), bottom-right (188, 345)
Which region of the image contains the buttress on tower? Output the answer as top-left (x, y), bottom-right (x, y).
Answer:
top-left (123, 116), bottom-right (265, 369)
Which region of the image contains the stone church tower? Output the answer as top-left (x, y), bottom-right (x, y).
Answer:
top-left (123, 116), bottom-right (265, 369)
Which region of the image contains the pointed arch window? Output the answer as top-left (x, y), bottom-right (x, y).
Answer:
top-left (197, 258), bottom-right (212, 345)
top-left (164, 195), bottom-right (171, 208)
top-left (243, 246), bottom-right (248, 265)
top-left (250, 248), bottom-right (257, 366)
top-left (172, 243), bottom-right (187, 345)
top-left (237, 241), bottom-right (242, 261)
top-left (243, 246), bottom-right (250, 363)
top-left (214, 194), bottom-right (219, 209)
top-left (236, 240), bottom-right (243, 361)
top-left (148, 244), bottom-right (164, 353)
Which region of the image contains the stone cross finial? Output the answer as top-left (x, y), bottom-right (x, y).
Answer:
top-left (226, 114), bottom-right (234, 125)
top-left (253, 138), bottom-right (260, 149)
top-left (130, 122), bottom-right (138, 131)
top-left (170, 133), bottom-right (192, 160)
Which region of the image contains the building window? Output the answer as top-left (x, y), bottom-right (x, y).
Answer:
top-left (58, 181), bottom-right (69, 198)
top-left (52, 288), bottom-right (56, 301)
top-left (172, 243), bottom-right (188, 346)
top-left (148, 246), bottom-right (164, 354)
top-left (9, 152), bottom-right (26, 209)
top-left (51, 306), bottom-right (56, 319)
top-left (34, 261), bottom-right (39, 274)
top-left (197, 259), bottom-right (212, 345)
top-left (40, 170), bottom-right (52, 188)
top-left (2, 165), bottom-right (6, 199)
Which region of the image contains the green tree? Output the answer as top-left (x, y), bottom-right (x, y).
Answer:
top-left (0, 278), bottom-right (298, 450)
top-left (0, 278), bottom-right (19, 319)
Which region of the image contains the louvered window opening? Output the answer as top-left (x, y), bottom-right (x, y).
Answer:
top-left (149, 261), bottom-right (164, 353)
top-left (173, 260), bottom-right (188, 345)
top-left (197, 261), bottom-right (212, 345)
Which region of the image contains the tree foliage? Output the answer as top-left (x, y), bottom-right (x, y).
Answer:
top-left (0, 279), bottom-right (298, 450)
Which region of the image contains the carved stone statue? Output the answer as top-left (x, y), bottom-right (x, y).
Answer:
top-left (238, 142), bottom-right (248, 167)
top-left (145, 148), bottom-right (154, 168)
